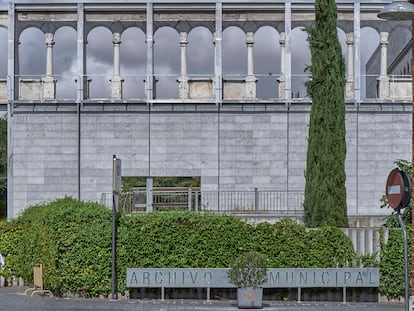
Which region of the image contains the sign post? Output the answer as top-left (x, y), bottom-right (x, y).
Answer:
top-left (386, 168), bottom-right (411, 311)
top-left (111, 155), bottom-right (121, 300)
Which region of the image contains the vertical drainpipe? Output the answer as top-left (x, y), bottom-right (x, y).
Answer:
top-left (284, 0), bottom-right (292, 104)
top-left (285, 0), bottom-right (292, 201)
top-left (7, 2), bottom-right (15, 219)
top-left (146, 1), bottom-right (154, 104)
top-left (215, 1), bottom-right (222, 210)
top-left (76, 3), bottom-right (85, 201)
top-left (146, 1), bottom-right (154, 201)
top-left (354, 2), bottom-right (361, 215)
top-left (215, 1), bottom-right (222, 106)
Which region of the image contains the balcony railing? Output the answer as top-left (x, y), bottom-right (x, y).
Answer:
top-left (2, 74), bottom-right (412, 103)
top-left (100, 188), bottom-right (304, 215)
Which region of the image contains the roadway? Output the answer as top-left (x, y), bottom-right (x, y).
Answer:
top-left (0, 287), bottom-right (405, 311)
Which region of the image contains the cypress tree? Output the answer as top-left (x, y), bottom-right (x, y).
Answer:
top-left (303, 0), bottom-right (348, 227)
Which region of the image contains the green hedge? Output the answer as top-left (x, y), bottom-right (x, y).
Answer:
top-left (0, 198), bottom-right (367, 297)
top-left (380, 227), bottom-right (412, 299)
top-left (0, 198), bottom-right (112, 296)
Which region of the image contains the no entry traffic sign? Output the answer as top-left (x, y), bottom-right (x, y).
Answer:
top-left (385, 168), bottom-right (411, 210)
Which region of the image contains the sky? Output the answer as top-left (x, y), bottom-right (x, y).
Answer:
top-left (0, 1), bottom-right (391, 99)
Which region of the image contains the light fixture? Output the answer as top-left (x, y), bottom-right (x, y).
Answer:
top-left (378, 0), bottom-right (414, 20)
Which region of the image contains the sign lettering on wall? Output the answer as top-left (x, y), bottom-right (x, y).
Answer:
top-left (126, 268), bottom-right (379, 288)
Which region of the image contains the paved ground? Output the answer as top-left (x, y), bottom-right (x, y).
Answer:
top-left (0, 287), bottom-right (405, 311)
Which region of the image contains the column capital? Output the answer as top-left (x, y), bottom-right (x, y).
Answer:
top-left (113, 32), bottom-right (121, 45)
top-left (180, 31), bottom-right (188, 45)
top-left (279, 32), bottom-right (286, 45)
top-left (380, 32), bottom-right (389, 45)
top-left (246, 32), bottom-right (254, 45)
top-left (45, 33), bottom-right (54, 46)
top-left (346, 32), bottom-right (354, 45)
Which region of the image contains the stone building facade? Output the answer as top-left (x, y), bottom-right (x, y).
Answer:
top-left (0, 0), bottom-right (412, 223)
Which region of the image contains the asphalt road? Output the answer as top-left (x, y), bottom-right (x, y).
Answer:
top-left (0, 287), bottom-right (406, 311)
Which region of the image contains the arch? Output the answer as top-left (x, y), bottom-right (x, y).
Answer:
top-left (254, 26), bottom-right (280, 99)
top-left (87, 26), bottom-right (113, 99)
top-left (19, 27), bottom-right (46, 77)
top-left (154, 26), bottom-right (180, 99)
top-left (188, 26), bottom-right (214, 76)
top-left (291, 27), bottom-right (310, 98)
top-left (388, 26), bottom-right (411, 79)
top-left (361, 27), bottom-right (380, 99)
top-left (0, 27), bottom-right (6, 78)
top-left (54, 26), bottom-right (77, 99)
top-left (122, 24), bottom-right (146, 35)
top-left (223, 26), bottom-right (246, 76)
top-left (337, 21), bottom-right (354, 35)
top-left (366, 19), bottom-right (410, 35)
top-left (336, 28), bottom-right (347, 70)
top-left (85, 24), bottom-right (112, 39)
top-left (121, 27), bottom-right (146, 99)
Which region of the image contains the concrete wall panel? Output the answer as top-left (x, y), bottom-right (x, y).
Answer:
top-left (10, 105), bottom-right (412, 218)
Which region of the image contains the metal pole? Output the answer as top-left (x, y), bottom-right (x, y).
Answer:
top-left (397, 209), bottom-right (409, 311)
top-left (7, 2), bottom-right (15, 219)
top-left (111, 194), bottom-right (117, 300)
top-left (254, 187), bottom-right (259, 213)
top-left (188, 187), bottom-right (192, 211)
top-left (411, 13), bottom-right (414, 303)
top-left (111, 154), bottom-right (118, 300)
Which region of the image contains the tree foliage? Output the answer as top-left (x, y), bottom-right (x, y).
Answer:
top-left (380, 227), bottom-right (412, 299)
top-left (0, 198), bottom-right (356, 297)
top-left (303, 0), bottom-right (348, 227)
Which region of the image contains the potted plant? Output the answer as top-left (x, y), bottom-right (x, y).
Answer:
top-left (227, 251), bottom-right (268, 309)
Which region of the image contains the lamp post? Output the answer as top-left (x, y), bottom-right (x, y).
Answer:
top-left (378, 1), bottom-right (414, 310)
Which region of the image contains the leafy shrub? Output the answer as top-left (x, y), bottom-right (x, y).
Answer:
top-left (0, 199), bottom-right (360, 297)
top-left (305, 227), bottom-right (355, 268)
top-left (227, 251), bottom-right (268, 288)
top-left (116, 211), bottom-right (254, 292)
top-left (0, 197), bottom-right (112, 297)
top-left (254, 219), bottom-right (308, 267)
top-left (254, 220), bottom-right (355, 268)
top-left (380, 227), bottom-right (411, 299)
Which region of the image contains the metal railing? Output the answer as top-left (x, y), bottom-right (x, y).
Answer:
top-left (5, 74), bottom-right (413, 102)
top-left (100, 189), bottom-right (304, 214)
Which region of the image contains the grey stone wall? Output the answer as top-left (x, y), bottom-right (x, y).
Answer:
top-left (12, 113), bottom-right (79, 216)
top-left (10, 104), bottom-right (411, 218)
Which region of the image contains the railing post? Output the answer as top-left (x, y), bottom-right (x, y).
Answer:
top-left (195, 191), bottom-right (199, 211)
top-left (188, 187), bottom-right (192, 211)
top-left (131, 192), bottom-right (136, 214)
top-left (146, 177), bottom-right (153, 212)
top-left (254, 188), bottom-right (259, 213)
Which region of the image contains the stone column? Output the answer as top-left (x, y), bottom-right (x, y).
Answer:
top-left (278, 32), bottom-right (286, 99)
top-left (245, 32), bottom-right (256, 98)
top-left (345, 33), bottom-right (355, 100)
top-left (43, 33), bottom-right (56, 100)
top-left (378, 32), bottom-right (390, 99)
top-left (177, 31), bottom-right (189, 99)
top-left (111, 32), bottom-right (123, 100)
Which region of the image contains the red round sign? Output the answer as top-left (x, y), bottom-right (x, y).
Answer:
top-left (385, 169), bottom-right (411, 210)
